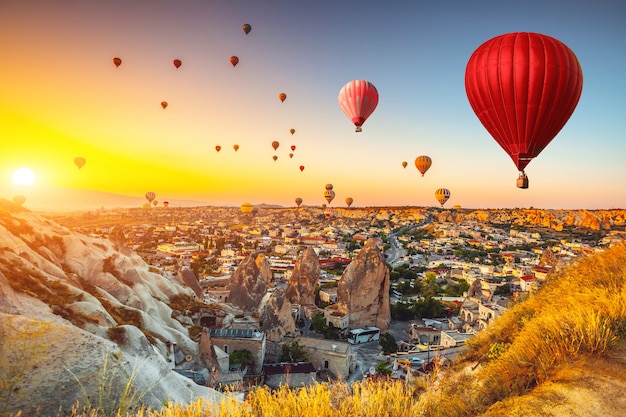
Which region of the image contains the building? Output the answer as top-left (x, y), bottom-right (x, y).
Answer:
top-left (262, 362), bottom-right (317, 388)
top-left (440, 329), bottom-right (474, 348)
top-left (296, 337), bottom-right (354, 379)
top-left (209, 328), bottom-right (266, 375)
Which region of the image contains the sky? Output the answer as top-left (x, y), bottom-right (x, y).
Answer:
top-left (1, 0), bottom-right (625, 210)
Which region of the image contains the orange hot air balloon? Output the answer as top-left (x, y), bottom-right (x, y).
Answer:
top-left (74, 157), bottom-right (86, 169)
top-left (12, 195), bottom-right (26, 206)
top-left (272, 141), bottom-right (280, 151)
top-left (324, 189), bottom-right (335, 204)
top-left (295, 197), bottom-right (303, 207)
top-left (289, 153), bottom-right (294, 158)
top-left (240, 202), bottom-right (254, 214)
top-left (161, 101), bottom-right (168, 109)
top-left (145, 192), bottom-right (156, 203)
top-left (325, 184), bottom-right (333, 190)
top-left (345, 197), bottom-right (353, 207)
top-left (173, 59), bottom-right (182, 69)
top-left (233, 144), bottom-right (239, 151)
top-left (113, 57), bottom-right (122, 67)
top-left (152, 200), bottom-right (158, 206)
top-left (215, 146), bottom-right (221, 152)
top-left (299, 165), bottom-right (305, 172)
top-left (338, 79), bottom-right (379, 132)
top-left (272, 155), bottom-right (278, 161)
top-left (230, 56), bottom-right (239, 67)
top-left (290, 145), bottom-right (296, 152)
top-left (434, 188), bottom-right (450, 207)
top-left (402, 161), bottom-right (408, 169)
top-left (465, 32), bottom-right (583, 188)
top-left (290, 128), bottom-right (295, 135)
top-left (414, 155), bottom-right (432, 176)
top-left (242, 23), bottom-right (251, 35)
top-left (278, 93), bottom-right (287, 103)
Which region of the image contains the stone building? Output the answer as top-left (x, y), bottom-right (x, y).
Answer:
top-left (208, 328), bottom-right (266, 375)
top-left (262, 362), bottom-right (317, 388)
top-left (296, 337), bottom-right (354, 379)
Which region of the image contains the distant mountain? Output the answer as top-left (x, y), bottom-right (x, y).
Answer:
top-left (0, 186), bottom-right (211, 212)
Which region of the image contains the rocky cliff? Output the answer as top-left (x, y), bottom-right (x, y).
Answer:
top-left (285, 246), bottom-right (320, 305)
top-left (258, 287), bottom-right (296, 342)
top-left (0, 200), bottom-right (224, 416)
top-left (336, 239), bottom-right (390, 332)
top-left (227, 255), bottom-right (267, 312)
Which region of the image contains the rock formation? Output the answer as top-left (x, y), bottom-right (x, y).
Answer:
top-left (336, 239), bottom-right (390, 332)
top-left (255, 253), bottom-right (273, 287)
top-left (227, 255), bottom-right (266, 312)
top-left (285, 246), bottom-right (320, 305)
top-left (258, 287), bottom-right (296, 342)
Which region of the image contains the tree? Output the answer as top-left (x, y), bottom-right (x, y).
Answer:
top-left (230, 349), bottom-right (254, 370)
top-left (379, 332), bottom-right (398, 355)
top-left (278, 340), bottom-right (308, 363)
top-left (375, 361), bottom-right (392, 376)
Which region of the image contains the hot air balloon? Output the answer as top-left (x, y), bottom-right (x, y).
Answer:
top-left (414, 155), bottom-right (432, 176)
top-left (401, 161), bottom-right (408, 169)
top-left (74, 157), bottom-right (86, 170)
top-left (299, 165), bottom-right (305, 172)
top-left (161, 101), bottom-right (168, 109)
top-left (465, 32), bottom-right (583, 189)
top-left (163, 201), bottom-right (169, 207)
top-left (278, 93), bottom-right (287, 103)
top-left (325, 184), bottom-right (333, 191)
top-left (142, 203), bottom-right (151, 210)
top-left (434, 188), bottom-right (450, 207)
top-left (338, 80), bottom-right (379, 132)
top-left (272, 155), bottom-right (278, 161)
top-left (295, 197), bottom-right (303, 207)
top-left (233, 144), bottom-right (239, 152)
top-left (345, 197), bottom-right (353, 207)
top-left (215, 146), bottom-right (221, 152)
top-left (145, 192), bottom-right (156, 203)
top-left (240, 202), bottom-right (254, 214)
top-left (272, 141), bottom-right (280, 151)
top-left (290, 129), bottom-right (295, 135)
top-left (453, 204), bottom-right (462, 210)
top-left (152, 200), bottom-right (159, 207)
top-left (290, 145), bottom-right (296, 152)
top-left (12, 195), bottom-right (26, 206)
top-left (113, 57), bottom-right (122, 67)
top-left (324, 190), bottom-right (335, 205)
top-left (173, 59), bottom-right (182, 69)
top-left (289, 153), bottom-right (294, 158)
top-left (230, 56), bottom-right (239, 67)
top-left (242, 24), bottom-right (251, 35)
top-left (324, 207), bottom-right (334, 220)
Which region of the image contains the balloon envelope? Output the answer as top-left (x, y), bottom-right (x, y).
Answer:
top-left (434, 188), bottom-right (450, 207)
top-left (145, 192), bottom-right (156, 203)
top-left (338, 80), bottom-right (379, 132)
top-left (465, 32), bottom-right (583, 173)
top-left (325, 183), bottom-right (333, 190)
top-left (402, 161), bottom-right (408, 169)
top-left (272, 155), bottom-right (278, 161)
top-left (414, 155), bottom-right (432, 176)
top-left (113, 57), bottom-right (122, 67)
top-left (233, 144), bottom-right (239, 151)
top-left (161, 101), bottom-right (168, 109)
top-left (345, 197), bottom-right (353, 207)
top-left (173, 59), bottom-right (182, 68)
top-left (215, 146), bottom-right (221, 152)
top-left (278, 93), bottom-right (287, 102)
top-left (299, 165), bottom-right (305, 172)
top-left (74, 157), bottom-right (86, 169)
top-left (230, 56), bottom-right (239, 67)
top-left (290, 145), bottom-right (296, 151)
top-left (242, 24), bottom-right (251, 34)
top-left (290, 129), bottom-right (295, 135)
top-left (324, 190), bottom-right (335, 204)
top-left (272, 141), bottom-right (280, 150)
top-left (295, 197), bottom-right (303, 207)
top-left (240, 202), bottom-right (254, 214)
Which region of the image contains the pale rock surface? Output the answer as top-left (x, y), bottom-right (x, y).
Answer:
top-left (227, 255), bottom-right (266, 312)
top-left (285, 246), bottom-right (319, 305)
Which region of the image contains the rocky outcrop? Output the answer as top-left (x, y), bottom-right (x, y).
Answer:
top-left (259, 288), bottom-right (296, 342)
top-left (255, 254), bottom-right (273, 287)
top-left (336, 239), bottom-right (390, 332)
top-left (227, 255), bottom-right (266, 312)
top-left (285, 246), bottom-right (320, 305)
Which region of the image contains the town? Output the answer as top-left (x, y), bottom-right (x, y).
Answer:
top-left (48, 205), bottom-right (626, 391)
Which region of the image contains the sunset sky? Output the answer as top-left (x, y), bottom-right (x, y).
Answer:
top-left (1, 0), bottom-right (625, 210)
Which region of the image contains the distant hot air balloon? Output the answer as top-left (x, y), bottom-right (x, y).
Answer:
top-left (145, 192), bottom-right (156, 203)
top-left (278, 93), bottom-right (287, 103)
top-left (152, 200), bottom-right (158, 207)
top-left (345, 197), bottom-right (353, 207)
top-left (290, 145), bottom-right (296, 152)
top-left (453, 204), bottom-right (462, 210)
top-left (434, 188), bottom-right (450, 207)
top-left (215, 146), bottom-right (221, 152)
top-left (401, 161), bottom-right (408, 169)
top-left (465, 32), bottom-right (583, 189)
top-left (141, 203), bottom-right (151, 210)
top-left (299, 165), bottom-right (305, 172)
top-left (233, 144), bottom-right (239, 152)
top-left (324, 207), bottom-right (334, 219)
top-left (173, 59), bottom-right (182, 69)
top-left (414, 155), bottom-right (432, 176)
top-left (289, 153), bottom-right (293, 158)
top-left (272, 141), bottom-right (280, 151)
top-left (161, 101), bottom-right (168, 109)
top-left (230, 56), bottom-right (239, 67)
top-left (295, 197), bottom-right (303, 207)
top-left (324, 189), bottom-right (335, 204)
top-left (338, 80), bottom-right (379, 132)
top-left (242, 24), bottom-right (251, 35)
top-left (325, 184), bottom-right (333, 191)
top-left (240, 202), bottom-right (254, 214)
top-left (74, 157), bottom-right (86, 170)
top-left (163, 201), bottom-right (169, 207)
top-left (12, 195), bottom-right (26, 206)
top-left (113, 57), bottom-right (122, 67)
top-left (272, 155), bottom-right (278, 161)
top-left (290, 129), bottom-right (295, 135)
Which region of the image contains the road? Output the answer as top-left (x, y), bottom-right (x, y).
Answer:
top-left (385, 216), bottom-right (432, 267)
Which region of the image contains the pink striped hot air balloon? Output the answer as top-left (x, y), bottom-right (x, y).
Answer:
top-left (338, 80), bottom-right (379, 132)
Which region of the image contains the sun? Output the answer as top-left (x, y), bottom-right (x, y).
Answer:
top-left (12, 167), bottom-right (36, 186)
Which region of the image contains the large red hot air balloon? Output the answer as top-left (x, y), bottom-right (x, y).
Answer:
top-left (465, 32), bottom-right (583, 189)
top-left (338, 80), bottom-right (379, 132)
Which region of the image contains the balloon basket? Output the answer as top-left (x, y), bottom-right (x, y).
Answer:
top-left (516, 174), bottom-right (529, 189)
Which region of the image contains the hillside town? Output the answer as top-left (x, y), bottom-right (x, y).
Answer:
top-left (49, 205), bottom-right (626, 390)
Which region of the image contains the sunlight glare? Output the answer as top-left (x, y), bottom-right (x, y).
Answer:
top-left (12, 167), bottom-right (36, 186)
